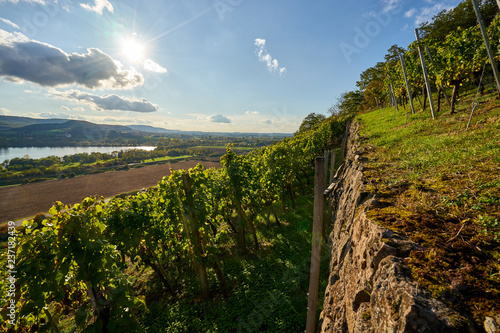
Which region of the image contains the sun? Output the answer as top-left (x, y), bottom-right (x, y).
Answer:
top-left (121, 37), bottom-right (145, 63)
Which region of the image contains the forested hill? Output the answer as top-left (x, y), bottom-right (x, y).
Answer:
top-left (0, 115), bottom-right (292, 147)
top-left (0, 115), bottom-right (68, 130)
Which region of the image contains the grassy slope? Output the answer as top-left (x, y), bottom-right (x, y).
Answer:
top-left (357, 89), bottom-right (500, 326)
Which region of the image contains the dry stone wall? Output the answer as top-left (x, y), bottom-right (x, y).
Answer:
top-left (318, 122), bottom-right (480, 333)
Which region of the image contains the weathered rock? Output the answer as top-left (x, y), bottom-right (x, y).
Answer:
top-left (319, 122), bottom-right (478, 333)
top-left (484, 317), bottom-right (499, 333)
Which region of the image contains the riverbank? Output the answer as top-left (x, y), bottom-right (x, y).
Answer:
top-left (0, 160), bottom-right (220, 224)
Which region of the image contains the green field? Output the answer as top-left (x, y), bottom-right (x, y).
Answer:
top-left (141, 155), bottom-right (192, 163)
top-left (192, 145), bottom-right (254, 150)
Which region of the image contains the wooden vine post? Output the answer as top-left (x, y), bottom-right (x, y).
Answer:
top-left (181, 172), bottom-right (210, 299)
top-left (390, 82), bottom-right (399, 120)
top-left (471, 0), bottom-right (500, 97)
top-left (415, 28), bottom-right (437, 119)
top-left (399, 53), bottom-right (415, 115)
top-left (387, 83), bottom-right (395, 107)
top-left (329, 149), bottom-right (336, 185)
top-left (322, 150), bottom-right (329, 239)
top-left (340, 120), bottom-right (350, 164)
top-left (325, 149), bottom-right (336, 239)
top-left (340, 136), bottom-right (347, 164)
top-left (424, 45), bottom-right (452, 108)
top-left (324, 150), bottom-right (329, 187)
top-left (306, 156), bottom-right (325, 333)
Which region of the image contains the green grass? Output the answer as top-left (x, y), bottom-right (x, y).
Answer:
top-left (141, 155), bottom-right (191, 163)
top-left (192, 146), bottom-right (254, 151)
top-left (357, 89), bottom-right (500, 326)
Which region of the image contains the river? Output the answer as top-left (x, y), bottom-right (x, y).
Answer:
top-left (0, 146), bottom-right (156, 162)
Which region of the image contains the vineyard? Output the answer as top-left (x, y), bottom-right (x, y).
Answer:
top-left (337, 0), bottom-right (500, 121)
top-left (3, 1), bottom-right (500, 331)
top-left (0, 115), bottom-right (347, 332)
top-left (333, 0), bottom-right (500, 329)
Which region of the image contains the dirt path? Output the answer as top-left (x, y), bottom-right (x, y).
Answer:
top-left (0, 160), bottom-right (220, 224)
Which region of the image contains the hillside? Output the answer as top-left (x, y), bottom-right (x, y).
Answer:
top-left (320, 3), bottom-right (500, 328)
top-left (0, 115), bottom-right (293, 147)
top-left (320, 89), bottom-right (500, 331)
top-left (0, 115), bottom-right (67, 130)
top-left (0, 117), bottom-right (149, 147)
top-left (0, 115), bottom-right (343, 332)
top-left (13, 120), bottom-right (134, 132)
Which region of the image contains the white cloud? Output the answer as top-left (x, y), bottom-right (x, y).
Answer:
top-left (363, 11), bottom-right (377, 18)
top-left (0, 18), bottom-right (20, 30)
top-left (27, 112), bottom-right (85, 120)
top-left (0, 29), bottom-right (144, 90)
top-left (245, 110), bottom-right (259, 115)
top-left (39, 112), bottom-right (69, 119)
top-left (254, 38), bottom-right (266, 47)
top-left (143, 59), bottom-right (167, 73)
top-left (412, 1), bottom-right (458, 26)
top-left (254, 38), bottom-right (287, 77)
top-left (80, 0), bottom-right (114, 15)
top-left (279, 67), bottom-right (287, 77)
top-left (261, 119), bottom-right (273, 125)
top-left (0, 107), bottom-right (11, 115)
top-left (404, 8), bottom-right (416, 18)
top-left (73, 107), bottom-right (85, 112)
top-left (208, 113), bottom-right (231, 123)
top-left (87, 116), bottom-right (154, 126)
top-left (60, 105), bottom-right (70, 111)
top-left (49, 89), bottom-right (160, 113)
top-left (415, 4), bottom-right (445, 25)
top-left (382, 0), bottom-right (401, 13)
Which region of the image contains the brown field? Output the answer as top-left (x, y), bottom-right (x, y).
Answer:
top-left (0, 160), bottom-right (220, 224)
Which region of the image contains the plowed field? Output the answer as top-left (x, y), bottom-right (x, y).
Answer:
top-left (0, 160), bottom-right (220, 224)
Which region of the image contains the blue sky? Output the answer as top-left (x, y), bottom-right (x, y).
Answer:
top-left (0, 0), bottom-right (460, 133)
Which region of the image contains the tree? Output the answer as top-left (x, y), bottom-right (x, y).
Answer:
top-left (356, 62), bottom-right (387, 110)
top-left (357, 62), bottom-right (385, 90)
top-left (419, 0), bottom-right (497, 42)
top-left (295, 113), bottom-right (326, 134)
top-left (329, 91), bottom-right (363, 116)
top-left (363, 80), bottom-right (387, 110)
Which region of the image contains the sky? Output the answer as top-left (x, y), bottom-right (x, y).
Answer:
top-left (0, 0), bottom-right (461, 133)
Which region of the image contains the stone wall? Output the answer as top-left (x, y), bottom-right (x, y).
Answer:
top-left (318, 122), bottom-right (479, 333)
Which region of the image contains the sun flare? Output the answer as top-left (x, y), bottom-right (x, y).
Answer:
top-left (121, 38), bottom-right (145, 63)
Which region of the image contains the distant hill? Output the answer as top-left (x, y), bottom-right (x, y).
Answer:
top-left (0, 115), bottom-right (67, 130)
top-left (0, 115), bottom-right (292, 147)
top-left (126, 124), bottom-right (292, 138)
top-left (127, 125), bottom-right (179, 134)
top-left (0, 117), bottom-right (144, 147)
top-left (12, 120), bottom-right (136, 135)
